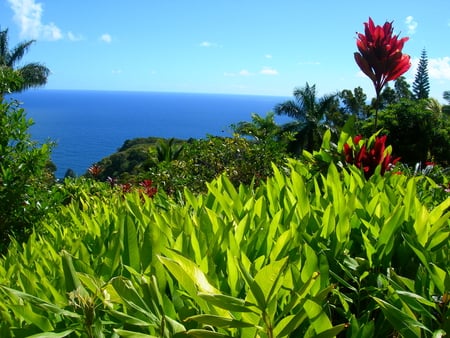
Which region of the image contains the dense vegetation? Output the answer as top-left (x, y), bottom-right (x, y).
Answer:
top-left (0, 19), bottom-right (449, 337)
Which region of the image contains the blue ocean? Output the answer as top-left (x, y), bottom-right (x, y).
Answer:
top-left (11, 90), bottom-right (289, 178)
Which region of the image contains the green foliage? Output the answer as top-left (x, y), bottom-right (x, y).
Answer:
top-left (0, 153), bottom-right (448, 336)
top-left (274, 83), bottom-right (340, 154)
top-left (149, 135), bottom-right (288, 194)
top-left (0, 98), bottom-right (56, 252)
top-left (413, 49), bottom-right (430, 100)
top-left (363, 99), bottom-right (450, 165)
top-left (0, 28), bottom-right (50, 94)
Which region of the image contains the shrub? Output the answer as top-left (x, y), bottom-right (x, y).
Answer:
top-left (0, 154), bottom-right (448, 337)
top-left (0, 98), bottom-right (56, 252)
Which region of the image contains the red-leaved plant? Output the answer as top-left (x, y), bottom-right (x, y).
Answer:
top-left (354, 17), bottom-right (411, 128)
top-left (343, 134), bottom-right (400, 178)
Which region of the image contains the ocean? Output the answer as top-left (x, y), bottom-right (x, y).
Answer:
top-left (10, 90), bottom-right (290, 178)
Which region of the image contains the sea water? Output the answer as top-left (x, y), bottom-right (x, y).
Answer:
top-left (10, 90), bottom-right (289, 178)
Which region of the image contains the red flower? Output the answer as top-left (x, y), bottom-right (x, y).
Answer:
top-left (343, 134), bottom-right (400, 178)
top-left (139, 179), bottom-right (157, 199)
top-left (88, 164), bottom-right (102, 177)
top-left (354, 17), bottom-right (411, 97)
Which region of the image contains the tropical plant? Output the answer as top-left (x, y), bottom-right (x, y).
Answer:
top-left (154, 137), bottom-right (184, 163)
top-left (343, 133), bottom-right (400, 178)
top-left (274, 83), bottom-right (339, 154)
top-left (0, 97), bottom-right (55, 252)
top-left (0, 151), bottom-right (448, 337)
top-left (363, 98), bottom-right (450, 165)
top-left (354, 17), bottom-right (411, 128)
top-left (0, 28), bottom-right (50, 95)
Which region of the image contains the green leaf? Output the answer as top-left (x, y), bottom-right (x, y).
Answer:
top-left (313, 323), bottom-right (349, 338)
top-left (186, 314), bottom-right (254, 328)
top-left (198, 293), bottom-right (257, 313)
top-left (254, 257), bottom-right (288, 305)
top-left (274, 312), bottom-right (307, 337)
top-left (237, 259), bottom-right (266, 310)
top-left (9, 304), bottom-right (53, 332)
top-left (61, 250), bottom-right (88, 296)
top-left (303, 298), bottom-right (332, 333)
top-left (182, 329), bottom-right (232, 338)
top-left (26, 330), bottom-right (75, 338)
top-left (372, 297), bottom-right (428, 337)
top-left (113, 329), bottom-right (157, 337)
top-left (123, 214), bottom-right (141, 273)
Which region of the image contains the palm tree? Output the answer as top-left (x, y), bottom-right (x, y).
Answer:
top-left (274, 83), bottom-right (338, 154)
top-left (0, 28), bottom-right (50, 95)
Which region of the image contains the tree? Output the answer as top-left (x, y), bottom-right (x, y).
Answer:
top-left (443, 91), bottom-right (450, 116)
top-left (0, 98), bottom-right (55, 252)
top-left (0, 28), bottom-right (50, 95)
top-left (339, 87), bottom-right (368, 120)
top-left (362, 99), bottom-right (450, 165)
top-left (274, 83), bottom-right (338, 154)
top-left (412, 48), bottom-right (430, 99)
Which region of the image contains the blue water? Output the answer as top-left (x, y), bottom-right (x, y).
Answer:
top-left (10, 90), bottom-right (289, 178)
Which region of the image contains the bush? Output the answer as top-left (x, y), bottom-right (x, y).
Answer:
top-left (0, 154), bottom-right (448, 336)
top-left (0, 98), bottom-right (56, 252)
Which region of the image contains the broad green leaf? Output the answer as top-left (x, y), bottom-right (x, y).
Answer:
top-left (237, 259), bottom-right (266, 310)
top-left (313, 323), bottom-right (348, 338)
top-left (109, 309), bottom-right (155, 327)
top-left (376, 205), bottom-right (405, 259)
top-left (0, 286), bottom-right (80, 318)
top-left (179, 329), bottom-right (232, 337)
top-left (198, 293), bottom-right (256, 313)
top-left (303, 298), bottom-right (332, 334)
top-left (413, 205), bottom-right (429, 246)
top-left (9, 304), bottom-right (53, 332)
top-left (274, 312), bottom-right (307, 337)
top-left (26, 330), bottom-right (75, 338)
top-left (186, 314), bottom-right (254, 328)
top-left (113, 329), bottom-right (157, 337)
top-left (372, 297), bottom-right (428, 337)
top-left (254, 257), bottom-right (288, 305)
top-left (160, 251), bottom-right (220, 294)
top-left (61, 250), bottom-right (87, 296)
top-left (123, 215), bottom-right (140, 273)
top-left (429, 263), bottom-right (448, 295)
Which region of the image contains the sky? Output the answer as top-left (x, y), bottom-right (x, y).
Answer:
top-left (1, 0), bottom-right (450, 100)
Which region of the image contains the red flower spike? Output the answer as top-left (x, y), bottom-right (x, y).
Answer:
top-left (343, 134), bottom-right (399, 178)
top-left (355, 17), bottom-right (411, 97)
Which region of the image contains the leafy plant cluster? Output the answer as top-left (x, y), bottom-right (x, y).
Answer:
top-left (0, 154), bottom-right (448, 337)
top-left (0, 98), bottom-right (57, 252)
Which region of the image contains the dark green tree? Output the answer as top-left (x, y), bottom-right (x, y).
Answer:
top-left (339, 87), bottom-right (368, 119)
top-left (274, 83), bottom-right (339, 154)
top-left (362, 99), bottom-right (450, 164)
top-left (0, 98), bottom-right (55, 252)
top-left (443, 91), bottom-right (450, 116)
top-left (412, 49), bottom-right (430, 99)
top-left (0, 28), bottom-right (50, 95)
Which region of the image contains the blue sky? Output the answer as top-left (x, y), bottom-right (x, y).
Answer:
top-left (1, 0), bottom-right (449, 100)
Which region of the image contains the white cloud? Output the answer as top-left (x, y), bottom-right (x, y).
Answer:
top-left (224, 69), bottom-right (253, 77)
top-left (428, 57), bottom-right (450, 80)
top-left (265, 54), bottom-right (272, 59)
top-left (112, 69), bottom-right (122, 75)
top-left (67, 31), bottom-right (83, 41)
top-left (7, 0), bottom-right (62, 40)
top-left (100, 33), bottom-right (112, 43)
top-left (239, 69), bottom-right (252, 76)
top-left (199, 41), bottom-right (220, 48)
top-left (260, 67), bottom-right (278, 75)
top-left (405, 16), bottom-right (418, 34)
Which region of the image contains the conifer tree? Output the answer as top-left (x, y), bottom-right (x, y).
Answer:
top-left (412, 49), bottom-right (430, 99)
